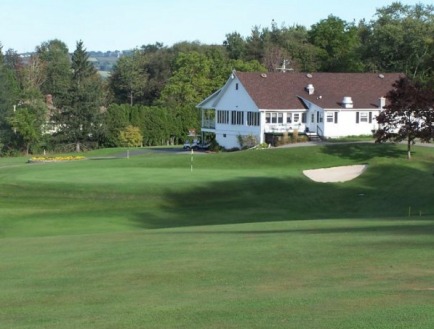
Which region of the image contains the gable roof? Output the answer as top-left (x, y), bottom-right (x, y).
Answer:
top-left (196, 88), bottom-right (222, 109)
top-left (235, 72), bottom-right (403, 110)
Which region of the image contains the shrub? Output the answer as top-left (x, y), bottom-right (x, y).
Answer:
top-left (237, 134), bottom-right (258, 149)
top-left (119, 126), bottom-right (143, 147)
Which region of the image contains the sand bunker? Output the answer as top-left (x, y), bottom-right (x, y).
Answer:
top-left (303, 165), bottom-right (367, 183)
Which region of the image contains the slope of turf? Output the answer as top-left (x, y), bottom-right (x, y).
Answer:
top-left (1, 143), bottom-right (433, 236)
top-left (1, 143), bottom-right (434, 328)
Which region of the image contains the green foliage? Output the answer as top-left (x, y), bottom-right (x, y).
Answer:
top-left (141, 106), bottom-right (174, 146)
top-left (53, 41), bottom-right (103, 152)
top-left (118, 125), bottom-right (143, 147)
top-left (160, 51), bottom-right (214, 108)
top-left (363, 3), bottom-right (434, 79)
top-left (8, 107), bottom-right (41, 154)
top-left (101, 104), bottom-right (131, 146)
top-left (36, 39), bottom-right (71, 106)
top-left (109, 43), bottom-right (172, 106)
top-left (109, 50), bottom-right (148, 106)
top-left (0, 50), bottom-right (20, 154)
top-left (101, 104), bottom-right (176, 147)
top-left (308, 15), bottom-right (363, 72)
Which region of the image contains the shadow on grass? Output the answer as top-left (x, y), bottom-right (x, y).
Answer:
top-left (148, 221), bottom-right (434, 238)
top-left (320, 143), bottom-right (405, 162)
top-left (133, 163), bottom-right (434, 229)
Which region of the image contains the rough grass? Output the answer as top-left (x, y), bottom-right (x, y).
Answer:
top-left (1, 143), bottom-right (434, 328)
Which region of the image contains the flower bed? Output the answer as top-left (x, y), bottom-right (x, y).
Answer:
top-left (28, 155), bottom-right (86, 163)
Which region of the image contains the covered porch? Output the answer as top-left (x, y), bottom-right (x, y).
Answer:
top-left (201, 109), bottom-right (215, 129)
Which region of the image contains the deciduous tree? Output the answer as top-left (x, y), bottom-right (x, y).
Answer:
top-left (375, 77), bottom-right (434, 159)
top-left (109, 50), bottom-right (148, 106)
top-left (8, 107), bottom-right (41, 155)
top-left (308, 15), bottom-right (363, 72)
top-left (364, 3), bottom-right (434, 80)
top-left (36, 39), bottom-right (71, 106)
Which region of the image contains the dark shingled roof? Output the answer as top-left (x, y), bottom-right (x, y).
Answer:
top-left (235, 72), bottom-right (403, 110)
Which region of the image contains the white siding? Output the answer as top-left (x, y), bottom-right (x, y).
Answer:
top-left (323, 109), bottom-right (380, 137)
top-left (213, 77), bottom-right (262, 149)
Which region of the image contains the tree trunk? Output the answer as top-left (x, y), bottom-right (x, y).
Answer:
top-left (407, 136), bottom-right (411, 160)
top-left (76, 141), bottom-right (81, 153)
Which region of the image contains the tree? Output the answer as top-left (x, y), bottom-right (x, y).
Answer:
top-left (53, 41), bottom-right (103, 152)
top-left (109, 50), bottom-right (148, 106)
top-left (245, 26), bottom-right (266, 63)
top-left (101, 104), bottom-right (130, 147)
top-left (224, 32), bottom-right (247, 60)
top-left (119, 125), bottom-right (143, 147)
top-left (375, 77), bottom-right (434, 159)
top-left (8, 107), bottom-right (41, 155)
top-left (160, 51), bottom-right (214, 108)
top-left (363, 3), bottom-right (434, 80)
top-left (141, 106), bottom-right (173, 146)
top-left (139, 43), bottom-right (172, 105)
top-left (308, 15), bottom-right (363, 72)
top-left (20, 55), bottom-right (46, 98)
top-left (0, 45), bottom-right (20, 154)
top-left (36, 39), bottom-right (71, 106)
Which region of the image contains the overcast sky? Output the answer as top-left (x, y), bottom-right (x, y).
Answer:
top-left (1, 0), bottom-right (431, 53)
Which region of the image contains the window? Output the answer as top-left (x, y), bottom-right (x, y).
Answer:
top-left (231, 111), bottom-right (244, 125)
top-left (287, 113), bottom-right (292, 123)
top-left (302, 113), bottom-right (306, 123)
top-left (217, 110), bottom-right (229, 124)
top-left (293, 113), bottom-right (300, 123)
top-left (237, 111), bottom-right (244, 125)
top-left (311, 113), bottom-right (315, 123)
top-left (247, 112), bottom-right (260, 126)
top-left (235, 83), bottom-right (239, 90)
top-left (266, 112), bottom-right (284, 124)
top-left (326, 112), bottom-right (338, 123)
top-left (360, 112), bottom-right (368, 122)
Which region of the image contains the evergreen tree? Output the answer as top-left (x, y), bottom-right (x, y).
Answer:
top-left (53, 41), bottom-right (103, 152)
top-left (0, 45), bottom-right (20, 154)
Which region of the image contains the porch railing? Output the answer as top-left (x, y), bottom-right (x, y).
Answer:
top-left (265, 123), bottom-right (303, 133)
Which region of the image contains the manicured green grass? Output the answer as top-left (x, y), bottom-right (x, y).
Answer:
top-left (1, 143), bottom-right (433, 328)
